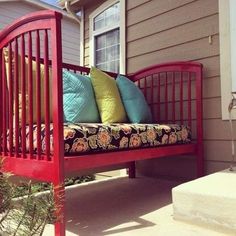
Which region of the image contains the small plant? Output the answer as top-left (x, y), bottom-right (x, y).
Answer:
top-left (0, 156), bottom-right (95, 235)
top-left (0, 158), bottom-right (58, 236)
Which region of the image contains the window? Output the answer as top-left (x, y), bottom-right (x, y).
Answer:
top-left (89, 0), bottom-right (125, 73)
top-left (219, 0), bottom-right (236, 119)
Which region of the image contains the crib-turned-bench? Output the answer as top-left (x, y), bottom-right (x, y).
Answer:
top-left (0, 10), bottom-right (203, 236)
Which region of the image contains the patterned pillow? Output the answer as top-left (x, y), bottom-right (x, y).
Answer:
top-left (63, 70), bottom-right (100, 123)
top-left (116, 75), bottom-right (152, 123)
top-left (90, 67), bottom-right (127, 123)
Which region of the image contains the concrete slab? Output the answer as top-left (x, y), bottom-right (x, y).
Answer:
top-left (172, 169), bottom-right (236, 233)
top-left (43, 176), bottom-right (233, 236)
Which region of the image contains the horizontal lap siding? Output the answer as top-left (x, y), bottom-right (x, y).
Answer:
top-left (0, 2), bottom-right (80, 65)
top-left (83, 0), bottom-right (106, 66)
top-left (127, 0), bottom-right (233, 177)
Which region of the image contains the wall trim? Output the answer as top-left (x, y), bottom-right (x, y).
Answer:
top-left (219, 0), bottom-right (236, 120)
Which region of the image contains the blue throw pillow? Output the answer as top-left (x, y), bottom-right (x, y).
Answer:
top-left (116, 75), bottom-right (152, 123)
top-left (63, 70), bottom-right (100, 123)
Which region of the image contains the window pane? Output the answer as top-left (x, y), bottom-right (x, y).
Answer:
top-left (96, 49), bottom-right (106, 63)
top-left (106, 30), bottom-right (119, 46)
top-left (94, 19), bottom-right (105, 31)
top-left (106, 45), bottom-right (119, 61)
top-left (95, 28), bottom-right (120, 73)
top-left (94, 2), bottom-right (120, 31)
top-left (96, 34), bottom-right (106, 49)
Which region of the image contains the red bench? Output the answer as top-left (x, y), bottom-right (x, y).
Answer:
top-left (0, 10), bottom-right (203, 236)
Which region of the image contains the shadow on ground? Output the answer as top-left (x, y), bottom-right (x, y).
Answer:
top-left (62, 176), bottom-right (180, 236)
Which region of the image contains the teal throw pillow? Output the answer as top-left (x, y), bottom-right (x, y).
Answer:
top-left (116, 75), bottom-right (152, 123)
top-left (63, 70), bottom-right (100, 123)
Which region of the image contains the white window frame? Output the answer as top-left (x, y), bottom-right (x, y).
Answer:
top-left (219, 0), bottom-right (236, 120)
top-left (89, 0), bottom-right (126, 74)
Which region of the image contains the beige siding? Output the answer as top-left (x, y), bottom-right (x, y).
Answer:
top-left (127, 0), bottom-right (234, 177)
top-left (0, 2), bottom-right (80, 65)
top-left (81, 0), bottom-right (231, 177)
top-left (78, 0), bottom-right (231, 177)
top-left (83, 0), bottom-right (106, 66)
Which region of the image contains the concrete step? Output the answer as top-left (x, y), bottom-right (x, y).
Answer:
top-left (172, 169), bottom-right (236, 233)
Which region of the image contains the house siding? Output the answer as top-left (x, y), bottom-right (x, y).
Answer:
top-left (83, 0), bottom-right (106, 66)
top-left (0, 1), bottom-right (80, 65)
top-left (126, 0), bottom-right (235, 178)
top-left (81, 0), bottom-right (233, 178)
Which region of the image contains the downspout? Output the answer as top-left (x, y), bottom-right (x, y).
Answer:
top-left (64, 0), bottom-right (84, 65)
top-left (64, 0), bottom-right (81, 24)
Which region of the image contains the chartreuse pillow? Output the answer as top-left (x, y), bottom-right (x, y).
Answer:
top-left (90, 67), bottom-right (127, 123)
top-left (63, 70), bottom-right (100, 123)
top-left (116, 75), bottom-right (152, 123)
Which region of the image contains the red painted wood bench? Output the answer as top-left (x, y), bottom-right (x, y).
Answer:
top-left (0, 10), bottom-right (203, 236)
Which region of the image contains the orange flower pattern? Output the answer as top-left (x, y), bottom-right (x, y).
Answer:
top-left (129, 134), bottom-right (142, 148)
top-left (97, 129), bottom-right (111, 149)
top-left (9, 123), bottom-right (191, 155)
top-left (71, 138), bottom-right (89, 153)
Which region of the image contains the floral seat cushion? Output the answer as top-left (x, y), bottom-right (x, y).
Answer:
top-left (35, 123), bottom-right (190, 155)
top-left (7, 123), bottom-right (191, 155)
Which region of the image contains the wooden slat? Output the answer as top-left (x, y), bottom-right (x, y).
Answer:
top-left (36, 30), bottom-right (41, 160)
top-left (188, 72), bottom-right (192, 129)
top-left (157, 74), bottom-right (160, 122)
top-left (180, 72), bottom-right (183, 125)
top-left (172, 72), bottom-right (176, 122)
top-left (21, 34), bottom-right (26, 158)
top-left (8, 43), bottom-right (13, 156)
top-left (28, 31), bottom-right (33, 158)
top-left (44, 29), bottom-right (50, 160)
top-left (14, 38), bottom-right (19, 157)
top-left (1, 50), bottom-right (7, 155)
top-left (165, 73), bottom-right (168, 122)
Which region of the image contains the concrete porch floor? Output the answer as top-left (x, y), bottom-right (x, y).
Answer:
top-left (43, 176), bottom-right (234, 236)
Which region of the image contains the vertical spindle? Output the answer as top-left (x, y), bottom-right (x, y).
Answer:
top-left (44, 29), bottom-right (50, 160)
top-left (165, 73), bottom-right (168, 122)
top-left (14, 38), bottom-right (19, 157)
top-left (151, 75), bottom-right (154, 120)
top-left (21, 34), bottom-right (26, 158)
top-left (172, 72), bottom-right (176, 123)
top-left (0, 50), bottom-right (2, 155)
top-left (1, 51), bottom-right (7, 155)
top-left (138, 79), bottom-right (141, 89)
top-left (28, 31), bottom-right (33, 158)
top-left (188, 72), bottom-right (192, 129)
top-left (180, 72), bottom-right (183, 125)
top-left (36, 30), bottom-right (41, 159)
top-left (8, 43), bottom-right (13, 156)
top-left (157, 74), bottom-right (160, 122)
top-left (144, 77), bottom-right (147, 99)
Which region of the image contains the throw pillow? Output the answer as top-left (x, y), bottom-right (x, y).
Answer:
top-left (90, 67), bottom-right (127, 123)
top-left (116, 75), bottom-right (152, 123)
top-left (63, 70), bottom-right (100, 123)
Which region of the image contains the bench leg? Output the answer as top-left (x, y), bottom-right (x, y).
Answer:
top-left (53, 182), bottom-right (66, 236)
top-left (197, 146), bottom-right (204, 177)
top-left (127, 162), bottom-right (136, 178)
